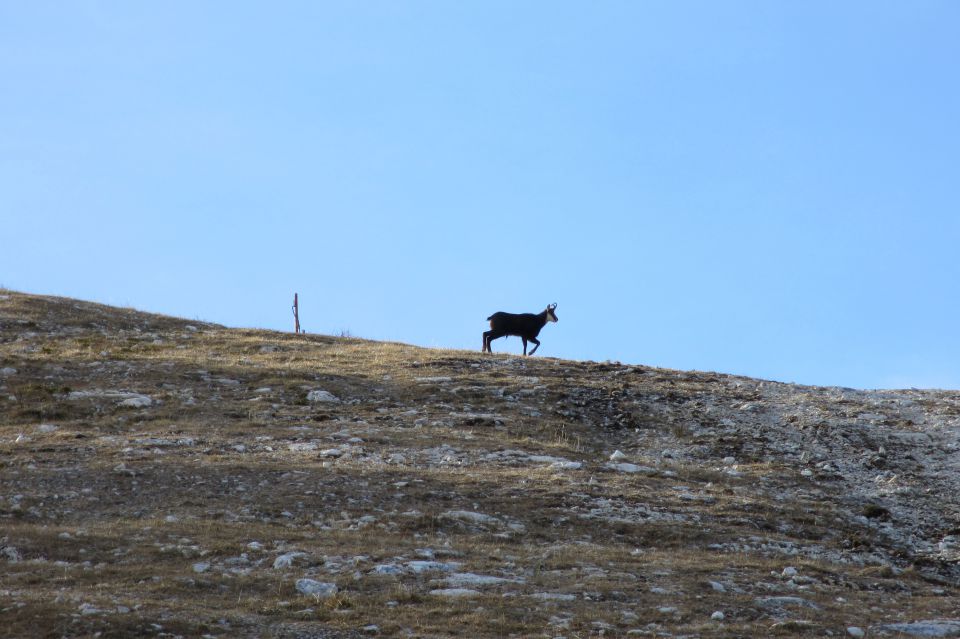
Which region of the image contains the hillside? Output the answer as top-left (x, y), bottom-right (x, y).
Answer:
top-left (2, 290), bottom-right (960, 638)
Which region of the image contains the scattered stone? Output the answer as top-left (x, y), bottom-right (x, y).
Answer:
top-left (0, 367), bottom-right (17, 377)
top-left (36, 423), bottom-right (58, 433)
top-left (530, 592), bottom-right (576, 601)
top-left (273, 552), bottom-right (308, 569)
top-left (875, 620), bottom-right (960, 637)
top-left (847, 628), bottom-right (865, 638)
top-left (119, 394), bottom-right (153, 408)
top-left (67, 389), bottom-right (153, 407)
top-left (606, 462), bottom-right (657, 474)
top-left (288, 442), bottom-right (319, 452)
top-left (550, 460), bottom-right (583, 470)
top-left (295, 579), bottom-right (338, 598)
top-left (407, 560), bottom-right (461, 574)
top-left (429, 588), bottom-right (481, 598)
top-left (609, 450), bottom-right (628, 461)
top-left (756, 596), bottom-right (821, 611)
top-left (371, 564), bottom-right (403, 575)
top-left (440, 510), bottom-right (500, 527)
top-left (770, 620), bottom-right (819, 633)
top-left (712, 611), bottom-right (725, 621)
top-left (307, 390), bottom-right (340, 403)
top-left (445, 572), bottom-right (522, 587)
top-left (2, 545), bottom-right (22, 562)
top-left (192, 562), bottom-right (211, 573)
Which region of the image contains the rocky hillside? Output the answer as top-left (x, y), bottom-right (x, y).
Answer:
top-left (2, 290), bottom-right (960, 638)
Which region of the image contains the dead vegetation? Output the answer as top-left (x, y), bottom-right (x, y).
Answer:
top-left (2, 290), bottom-right (960, 638)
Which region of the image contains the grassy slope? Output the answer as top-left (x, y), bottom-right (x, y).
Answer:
top-left (1, 290), bottom-right (959, 638)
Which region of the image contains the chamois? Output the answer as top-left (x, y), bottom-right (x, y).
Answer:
top-left (482, 303), bottom-right (558, 356)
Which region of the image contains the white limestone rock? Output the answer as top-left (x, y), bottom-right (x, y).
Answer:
top-left (295, 579), bottom-right (338, 598)
top-left (307, 390), bottom-right (340, 403)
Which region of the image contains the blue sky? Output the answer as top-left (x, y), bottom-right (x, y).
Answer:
top-left (2, 2), bottom-right (958, 389)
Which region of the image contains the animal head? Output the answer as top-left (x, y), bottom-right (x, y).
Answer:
top-left (546, 303), bottom-right (558, 323)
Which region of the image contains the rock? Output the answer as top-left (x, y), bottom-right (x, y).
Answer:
top-left (756, 596), bottom-right (821, 610)
top-left (371, 564), bottom-right (403, 575)
top-left (429, 588), bottom-right (481, 598)
top-left (295, 579), bottom-right (338, 598)
top-left (708, 580), bottom-right (726, 592)
top-left (609, 450), bottom-right (628, 461)
top-left (36, 424), bottom-right (58, 433)
top-left (118, 395), bottom-right (153, 408)
top-left (68, 389), bottom-right (154, 407)
top-left (2, 545), bottom-right (22, 562)
top-left (307, 390), bottom-right (340, 403)
top-left (79, 603), bottom-right (104, 615)
top-left (530, 592), bottom-right (576, 601)
top-left (847, 628), bottom-right (865, 638)
top-left (550, 460), bottom-right (583, 470)
top-left (712, 611), bottom-right (725, 621)
top-left (0, 367), bottom-right (17, 377)
top-left (875, 620), bottom-right (960, 637)
top-left (407, 560), bottom-right (461, 574)
top-left (782, 566), bottom-right (798, 577)
top-left (192, 562), bottom-right (211, 573)
top-left (273, 552), bottom-right (308, 569)
top-left (440, 510), bottom-right (501, 527)
top-left (771, 620), bottom-right (819, 633)
top-left (606, 462), bottom-right (657, 474)
top-left (445, 572), bottom-right (521, 587)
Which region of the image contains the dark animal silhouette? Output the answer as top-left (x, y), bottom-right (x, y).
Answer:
top-left (482, 303), bottom-right (558, 356)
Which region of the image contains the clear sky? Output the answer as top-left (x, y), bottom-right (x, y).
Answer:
top-left (2, 2), bottom-right (958, 390)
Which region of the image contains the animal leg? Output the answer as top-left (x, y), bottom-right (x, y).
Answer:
top-left (522, 337), bottom-right (528, 355)
top-left (527, 337), bottom-right (541, 355)
top-left (482, 331), bottom-right (491, 353)
top-left (484, 330), bottom-right (505, 353)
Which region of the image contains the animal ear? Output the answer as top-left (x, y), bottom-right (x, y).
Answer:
top-left (549, 303), bottom-right (557, 310)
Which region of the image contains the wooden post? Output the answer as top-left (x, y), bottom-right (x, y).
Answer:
top-left (292, 293), bottom-right (301, 334)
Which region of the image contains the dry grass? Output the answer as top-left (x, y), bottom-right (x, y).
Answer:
top-left (1, 290), bottom-right (959, 637)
